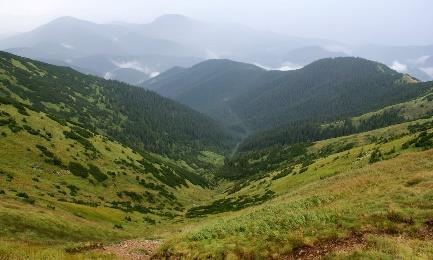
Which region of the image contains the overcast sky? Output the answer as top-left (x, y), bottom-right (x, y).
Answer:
top-left (0, 0), bottom-right (432, 45)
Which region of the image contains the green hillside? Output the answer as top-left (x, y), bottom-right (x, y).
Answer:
top-left (0, 52), bottom-right (432, 259)
top-left (0, 101), bottom-right (216, 236)
top-left (157, 112), bottom-right (433, 259)
top-left (239, 85), bottom-right (433, 153)
top-left (0, 51), bottom-right (233, 163)
top-left (143, 57), bottom-right (430, 133)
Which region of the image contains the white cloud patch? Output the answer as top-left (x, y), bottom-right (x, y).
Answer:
top-left (390, 61), bottom-right (408, 73)
top-left (149, 71), bottom-right (160, 78)
top-left (408, 55), bottom-right (430, 66)
top-left (205, 49), bottom-right (220, 59)
top-left (322, 44), bottom-right (352, 55)
top-left (104, 71), bottom-right (113, 80)
top-left (111, 59), bottom-right (158, 77)
top-left (420, 67), bottom-right (433, 79)
top-left (254, 61), bottom-right (302, 71)
top-left (61, 43), bottom-right (75, 49)
top-left (278, 61), bottom-right (303, 71)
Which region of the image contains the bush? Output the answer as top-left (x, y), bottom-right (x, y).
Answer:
top-left (68, 162), bottom-right (89, 178)
top-left (369, 148), bottom-right (382, 163)
top-left (16, 192), bottom-right (29, 199)
top-left (88, 164), bottom-right (108, 182)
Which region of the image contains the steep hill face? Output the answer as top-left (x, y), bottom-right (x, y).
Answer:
top-left (0, 100), bottom-right (217, 245)
top-left (144, 59), bottom-right (270, 126)
top-left (143, 57), bottom-right (429, 132)
top-left (0, 51), bottom-right (232, 163)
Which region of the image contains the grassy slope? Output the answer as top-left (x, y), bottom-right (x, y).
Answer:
top-left (0, 51), bottom-right (232, 164)
top-left (0, 103), bottom-right (220, 256)
top-left (1, 99), bottom-right (432, 259)
top-left (157, 116), bottom-right (433, 258)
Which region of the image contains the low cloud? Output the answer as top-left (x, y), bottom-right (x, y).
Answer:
top-left (278, 61), bottom-right (303, 71)
top-left (61, 43), bottom-right (75, 49)
top-left (408, 55), bottom-right (430, 66)
top-left (254, 61), bottom-right (302, 71)
top-left (420, 67), bottom-right (433, 79)
top-left (149, 71), bottom-right (160, 78)
top-left (111, 59), bottom-right (158, 76)
top-left (205, 49), bottom-right (220, 59)
top-left (390, 61), bottom-right (407, 73)
top-left (104, 71), bottom-right (113, 80)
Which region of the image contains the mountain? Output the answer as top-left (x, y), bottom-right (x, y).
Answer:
top-left (353, 44), bottom-right (433, 80)
top-left (130, 14), bottom-right (328, 63)
top-left (0, 16), bottom-right (204, 84)
top-left (1, 53), bottom-right (433, 259)
top-left (0, 51), bottom-right (232, 163)
top-left (144, 59), bottom-right (269, 128)
top-left (0, 15), bottom-right (332, 85)
top-left (143, 57), bottom-right (429, 133)
top-left (0, 16), bottom-right (199, 57)
top-left (277, 46), bottom-right (348, 67)
top-left (162, 112), bottom-right (433, 258)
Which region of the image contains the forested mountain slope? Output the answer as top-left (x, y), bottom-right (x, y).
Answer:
top-left (143, 57), bottom-right (429, 133)
top-left (239, 85), bottom-right (433, 152)
top-left (0, 51), bottom-right (233, 163)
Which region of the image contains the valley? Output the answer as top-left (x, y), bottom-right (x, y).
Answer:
top-left (0, 49), bottom-right (432, 259)
top-left (1, 2), bottom-right (433, 257)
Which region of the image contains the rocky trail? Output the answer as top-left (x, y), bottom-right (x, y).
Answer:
top-left (97, 239), bottom-right (161, 259)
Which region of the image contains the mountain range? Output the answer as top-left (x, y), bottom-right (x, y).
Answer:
top-left (1, 13), bottom-right (433, 259)
top-left (143, 57), bottom-right (428, 135)
top-left (2, 15), bottom-right (433, 85)
top-left (1, 47), bottom-right (433, 258)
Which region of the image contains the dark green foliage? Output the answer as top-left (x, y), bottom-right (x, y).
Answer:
top-left (240, 109), bottom-right (405, 153)
top-left (63, 130), bottom-right (97, 153)
top-left (66, 184), bottom-right (79, 196)
top-left (186, 190), bottom-right (276, 218)
top-left (16, 192), bottom-right (29, 199)
top-left (68, 162), bottom-right (89, 178)
top-left (35, 144), bottom-right (63, 166)
top-left (0, 51), bottom-right (232, 163)
top-left (113, 224), bottom-right (123, 229)
top-left (402, 131), bottom-right (433, 150)
top-left (220, 143), bottom-right (310, 179)
top-left (35, 144), bottom-right (54, 158)
top-left (119, 191), bottom-right (143, 202)
top-left (87, 164), bottom-right (108, 182)
top-left (408, 121), bottom-right (433, 134)
top-left (272, 167), bottom-right (293, 180)
top-left (145, 57), bottom-right (429, 133)
top-left (143, 216), bottom-right (156, 225)
top-left (138, 158), bottom-right (208, 188)
top-left (7, 119), bottom-right (22, 133)
top-left (369, 148), bottom-right (383, 163)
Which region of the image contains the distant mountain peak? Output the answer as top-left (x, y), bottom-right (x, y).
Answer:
top-left (47, 16), bottom-right (90, 25)
top-left (151, 14), bottom-right (198, 26)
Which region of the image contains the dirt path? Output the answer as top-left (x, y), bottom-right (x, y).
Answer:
top-left (290, 232), bottom-right (367, 260)
top-left (288, 222), bottom-right (433, 260)
top-left (99, 239), bottom-right (160, 260)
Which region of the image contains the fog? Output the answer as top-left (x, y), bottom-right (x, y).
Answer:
top-left (1, 0), bottom-right (432, 46)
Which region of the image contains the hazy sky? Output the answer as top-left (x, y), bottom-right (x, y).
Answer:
top-left (0, 0), bottom-right (432, 45)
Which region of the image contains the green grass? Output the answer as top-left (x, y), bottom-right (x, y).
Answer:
top-left (0, 103), bottom-right (221, 249)
top-left (152, 115), bottom-right (433, 258)
top-left (158, 149), bottom-right (433, 258)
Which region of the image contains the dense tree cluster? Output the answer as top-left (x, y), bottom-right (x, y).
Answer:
top-left (0, 51), bottom-right (233, 162)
